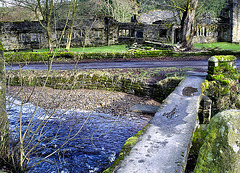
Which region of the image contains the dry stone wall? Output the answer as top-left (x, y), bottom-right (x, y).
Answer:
top-left (6, 71), bottom-right (182, 103)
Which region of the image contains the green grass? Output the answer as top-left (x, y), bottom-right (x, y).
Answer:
top-left (194, 42), bottom-right (240, 51)
top-left (34, 44), bottom-right (128, 53)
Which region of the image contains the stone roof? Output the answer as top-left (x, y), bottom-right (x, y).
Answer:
top-left (138, 10), bottom-right (180, 24)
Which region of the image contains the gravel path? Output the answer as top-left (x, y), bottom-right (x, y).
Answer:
top-left (7, 86), bottom-right (160, 119)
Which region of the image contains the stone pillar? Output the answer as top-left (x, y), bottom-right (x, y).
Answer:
top-left (207, 55), bottom-right (237, 76)
top-left (0, 44), bottom-right (8, 158)
top-left (171, 25), bottom-right (175, 44)
top-left (207, 56), bottom-right (219, 75)
top-left (198, 96), bottom-right (212, 124)
top-left (232, 0), bottom-right (240, 43)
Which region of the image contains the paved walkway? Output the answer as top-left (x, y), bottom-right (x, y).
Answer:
top-left (116, 72), bottom-right (206, 173)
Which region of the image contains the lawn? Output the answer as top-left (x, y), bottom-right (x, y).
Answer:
top-left (34, 42), bottom-right (240, 53)
top-left (34, 44), bottom-right (128, 53)
top-left (194, 42), bottom-right (240, 51)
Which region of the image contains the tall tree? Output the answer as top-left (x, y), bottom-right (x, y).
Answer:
top-left (180, 0), bottom-right (198, 50)
top-left (153, 0), bottom-right (227, 49)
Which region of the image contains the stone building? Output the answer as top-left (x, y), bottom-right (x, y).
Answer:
top-left (0, 16), bottom-right (119, 50)
top-left (0, 0), bottom-right (239, 50)
top-left (230, 0), bottom-right (240, 42)
top-left (217, 0), bottom-right (240, 43)
top-left (0, 14), bottom-right (179, 50)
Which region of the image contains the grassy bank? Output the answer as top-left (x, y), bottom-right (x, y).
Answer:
top-left (33, 43), bottom-right (240, 53)
top-left (194, 42), bottom-right (240, 51)
top-left (5, 42), bottom-right (240, 64)
top-left (34, 45), bottom-right (128, 53)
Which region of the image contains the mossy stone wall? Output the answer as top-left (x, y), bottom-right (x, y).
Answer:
top-left (207, 55), bottom-right (237, 80)
top-left (6, 71), bottom-right (182, 103)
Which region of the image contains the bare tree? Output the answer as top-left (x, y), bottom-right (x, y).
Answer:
top-left (101, 0), bottom-right (137, 22)
top-left (35, 0), bottom-right (54, 52)
top-left (2, 0), bottom-right (59, 52)
top-left (65, 0), bottom-right (77, 51)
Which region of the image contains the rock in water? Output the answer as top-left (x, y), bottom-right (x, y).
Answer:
top-left (194, 109), bottom-right (240, 173)
top-left (129, 104), bottom-right (159, 114)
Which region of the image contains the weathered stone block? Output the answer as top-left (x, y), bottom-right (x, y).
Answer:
top-left (194, 109), bottom-right (240, 173)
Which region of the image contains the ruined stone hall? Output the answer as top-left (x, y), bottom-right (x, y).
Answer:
top-left (0, 0), bottom-right (239, 50)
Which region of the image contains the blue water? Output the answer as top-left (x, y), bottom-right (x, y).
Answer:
top-left (7, 97), bottom-right (149, 173)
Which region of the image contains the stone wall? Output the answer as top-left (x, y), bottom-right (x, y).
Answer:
top-left (0, 16), bottom-right (119, 50)
top-left (0, 16), bottom-right (179, 50)
top-left (6, 71), bottom-right (182, 103)
top-left (218, 0), bottom-right (240, 43)
top-left (0, 21), bottom-right (47, 50)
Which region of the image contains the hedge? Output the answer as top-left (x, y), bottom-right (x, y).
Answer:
top-left (4, 50), bottom-right (173, 63)
top-left (5, 49), bottom-right (240, 63)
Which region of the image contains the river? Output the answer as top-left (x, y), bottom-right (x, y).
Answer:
top-left (7, 96), bottom-right (150, 173)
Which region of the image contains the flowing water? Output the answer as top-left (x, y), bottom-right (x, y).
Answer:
top-left (7, 97), bottom-right (150, 173)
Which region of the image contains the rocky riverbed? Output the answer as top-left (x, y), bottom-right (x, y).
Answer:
top-left (7, 86), bottom-right (160, 118)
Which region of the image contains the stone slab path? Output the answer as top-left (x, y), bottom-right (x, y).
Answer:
top-left (116, 73), bottom-right (205, 173)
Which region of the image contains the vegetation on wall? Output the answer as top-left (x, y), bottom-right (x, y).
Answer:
top-left (203, 55), bottom-right (240, 116)
top-left (6, 67), bottom-right (188, 102)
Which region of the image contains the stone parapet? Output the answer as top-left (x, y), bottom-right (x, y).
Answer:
top-left (115, 74), bottom-right (206, 173)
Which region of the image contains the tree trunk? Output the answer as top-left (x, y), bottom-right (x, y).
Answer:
top-left (66, 0), bottom-right (77, 51)
top-left (0, 44), bottom-right (8, 159)
top-left (47, 30), bottom-right (53, 53)
top-left (180, 0), bottom-right (198, 50)
top-left (36, 0), bottom-right (54, 53)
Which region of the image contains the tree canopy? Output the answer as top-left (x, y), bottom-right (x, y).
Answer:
top-left (0, 0), bottom-right (229, 23)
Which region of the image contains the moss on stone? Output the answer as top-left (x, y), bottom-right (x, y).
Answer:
top-left (214, 55), bottom-right (236, 62)
top-left (6, 69), bottom-right (184, 103)
top-left (194, 110), bottom-right (240, 173)
top-left (102, 124), bottom-right (150, 173)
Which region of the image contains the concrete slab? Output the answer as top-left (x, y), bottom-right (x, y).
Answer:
top-left (116, 75), bottom-right (205, 173)
top-left (129, 104), bottom-right (160, 114)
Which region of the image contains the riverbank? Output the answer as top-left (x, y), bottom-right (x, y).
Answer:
top-left (7, 86), bottom-right (160, 118)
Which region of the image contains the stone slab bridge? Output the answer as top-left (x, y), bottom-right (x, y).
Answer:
top-left (116, 72), bottom-right (206, 173)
